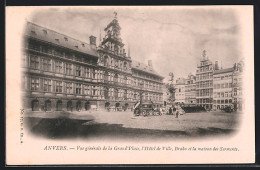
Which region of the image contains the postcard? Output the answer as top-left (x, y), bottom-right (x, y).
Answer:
top-left (6, 6), bottom-right (254, 165)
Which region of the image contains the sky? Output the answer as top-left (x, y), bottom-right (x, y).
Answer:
top-left (27, 6), bottom-right (243, 82)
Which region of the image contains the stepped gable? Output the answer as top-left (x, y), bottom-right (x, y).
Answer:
top-left (24, 22), bottom-right (98, 57)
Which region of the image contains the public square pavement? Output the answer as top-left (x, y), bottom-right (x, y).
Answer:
top-left (24, 110), bottom-right (242, 140)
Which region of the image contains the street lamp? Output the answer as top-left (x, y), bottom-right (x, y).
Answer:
top-left (168, 72), bottom-right (175, 107)
top-left (139, 81), bottom-right (144, 113)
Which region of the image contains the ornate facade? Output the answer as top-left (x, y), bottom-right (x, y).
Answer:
top-left (185, 74), bottom-right (196, 105)
top-left (175, 77), bottom-right (186, 104)
top-left (232, 61), bottom-right (244, 111)
top-left (213, 66), bottom-right (234, 110)
top-left (22, 14), bottom-right (164, 112)
top-left (196, 50), bottom-right (214, 110)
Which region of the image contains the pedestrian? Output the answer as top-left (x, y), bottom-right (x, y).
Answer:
top-left (176, 110), bottom-right (179, 118)
top-left (169, 107), bottom-right (172, 115)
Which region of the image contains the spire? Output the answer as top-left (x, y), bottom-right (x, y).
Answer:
top-left (128, 44), bottom-right (131, 58)
top-left (202, 50), bottom-right (206, 60)
top-left (99, 27), bottom-right (102, 45)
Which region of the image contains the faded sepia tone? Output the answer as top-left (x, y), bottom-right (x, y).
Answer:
top-left (6, 6), bottom-right (254, 165)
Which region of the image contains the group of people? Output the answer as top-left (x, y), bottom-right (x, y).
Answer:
top-left (167, 107), bottom-right (181, 118)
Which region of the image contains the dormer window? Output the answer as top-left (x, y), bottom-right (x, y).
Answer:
top-left (43, 30), bottom-right (47, 34)
top-left (55, 39), bottom-right (60, 43)
top-left (64, 37), bottom-right (68, 41)
top-left (75, 45), bottom-right (78, 49)
top-left (31, 30), bottom-right (36, 35)
top-left (82, 43), bottom-right (85, 47)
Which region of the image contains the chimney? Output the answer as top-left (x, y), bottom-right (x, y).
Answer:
top-left (89, 35), bottom-right (96, 46)
top-left (148, 60), bottom-right (153, 68)
top-left (215, 61), bottom-right (219, 70)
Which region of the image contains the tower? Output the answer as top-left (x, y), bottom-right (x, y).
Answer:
top-left (100, 12), bottom-right (126, 57)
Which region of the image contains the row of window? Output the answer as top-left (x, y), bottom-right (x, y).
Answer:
top-left (198, 64), bottom-right (213, 72)
top-left (103, 41), bottom-right (126, 56)
top-left (213, 83), bottom-right (232, 89)
top-left (30, 77), bottom-right (100, 95)
top-left (213, 99), bottom-right (233, 104)
top-left (196, 72), bottom-right (213, 80)
top-left (25, 77), bottom-right (163, 101)
top-left (197, 89), bottom-right (213, 97)
top-left (132, 70), bottom-right (162, 83)
top-left (25, 55), bottom-right (163, 91)
top-left (213, 91), bottom-right (232, 98)
top-left (132, 79), bottom-right (162, 91)
top-left (197, 98), bottom-right (213, 104)
top-left (197, 81), bottom-right (213, 88)
top-left (185, 84), bottom-right (196, 91)
top-left (27, 55), bottom-right (100, 78)
top-left (101, 55), bottom-right (129, 71)
top-left (26, 40), bottom-right (94, 64)
top-left (214, 105), bottom-right (233, 110)
top-left (213, 74), bottom-right (232, 80)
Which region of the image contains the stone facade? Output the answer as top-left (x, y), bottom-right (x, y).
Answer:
top-left (22, 14), bottom-right (164, 112)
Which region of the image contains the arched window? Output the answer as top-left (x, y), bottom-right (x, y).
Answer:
top-left (124, 89), bottom-right (127, 100)
top-left (104, 71), bottom-right (109, 83)
top-left (45, 100), bottom-right (52, 111)
top-left (67, 101), bottom-right (72, 111)
top-left (124, 76), bottom-right (127, 84)
top-left (234, 88), bottom-right (237, 96)
top-left (31, 99), bottom-right (39, 111)
top-left (104, 56), bottom-right (109, 66)
top-left (114, 89), bottom-right (118, 99)
top-left (56, 100), bottom-right (62, 111)
top-left (104, 87), bottom-right (109, 99)
top-left (85, 101), bottom-right (90, 111)
top-left (76, 101), bottom-right (81, 111)
top-left (115, 102), bottom-right (120, 108)
top-left (114, 74), bottom-right (118, 83)
top-left (105, 102), bottom-right (110, 108)
top-left (124, 62), bottom-right (127, 70)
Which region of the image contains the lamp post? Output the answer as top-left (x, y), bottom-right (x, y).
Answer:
top-left (168, 72), bottom-right (175, 107)
top-left (139, 81), bottom-right (144, 114)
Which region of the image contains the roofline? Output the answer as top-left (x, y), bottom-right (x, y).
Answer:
top-left (131, 67), bottom-right (164, 79)
top-left (213, 68), bottom-right (234, 75)
top-left (25, 21), bottom-right (94, 47)
top-left (25, 35), bottom-right (99, 58)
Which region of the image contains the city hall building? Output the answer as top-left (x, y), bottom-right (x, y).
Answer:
top-left (21, 14), bottom-right (164, 112)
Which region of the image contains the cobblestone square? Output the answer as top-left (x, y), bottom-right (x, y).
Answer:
top-left (24, 110), bottom-right (241, 140)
